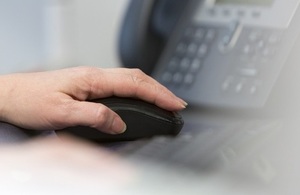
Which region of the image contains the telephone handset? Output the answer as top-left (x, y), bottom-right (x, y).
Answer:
top-left (119, 0), bottom-right (300, 109)
top-left (119, 0), bottom-right (191, 75)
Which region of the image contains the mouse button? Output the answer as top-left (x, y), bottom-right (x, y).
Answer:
top-left (98, 97), bottom-right (178, 122)
top-left (123, 99), bottom-right (183, 123)
top-left (117, 110), bottom-right (182, 137)
top-left (115, 104), bottom-right (183, 126)
top-left (95, 97), bottom-right (184, 126)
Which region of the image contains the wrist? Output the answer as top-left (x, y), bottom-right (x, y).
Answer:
top-left (0, 75), bottom-right (14, 122)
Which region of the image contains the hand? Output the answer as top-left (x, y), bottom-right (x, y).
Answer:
top-left (0, 66), bottom-right (187, 134)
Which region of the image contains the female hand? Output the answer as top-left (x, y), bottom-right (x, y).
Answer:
top-left (0, 66), bottom-right (187, 134)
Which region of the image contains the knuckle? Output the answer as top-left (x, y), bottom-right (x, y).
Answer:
top-left (130, 74), bottom-right (143, 85)
top-left (129, 69), bottom-right (146, 85)
top-left (72, 66), bottom-right (103, 96)
top-left (77, 66), bottom-right (97, 78)
top-left (131, 68), bottom-right (145, 77)
top-left (93, 106), bottom-right (110, 129)
top-left (70, 66), bottom-right (99, 81)
top-left (131, 68), bottom-right (143, 74)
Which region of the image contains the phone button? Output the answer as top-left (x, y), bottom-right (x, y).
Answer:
top-left (173, 73), bottom-right (184, 84)
top-left (180, 58), bottom-right (191, 71)
top-left (190, 59), bottom-right (202, 72)
top-left (184, 74), bottom-right (195, 86)
top-left (187, 43), bottom-right (198, 56)
top-left (238, 68), bottom-right (258, 77)
top-left (222, 76), bottom-right (234, 91)
top-left (249, 31), bottom-right (261, 42)
top-left (249, 85), bottom-right (258, 95)
top-left (205, 29), bottom-right (217, 42)
top-left (198, 44), bottom-right (208, 57)
top-left (268, 33), bottom-right (281, 44)
top-left (194, 28), bottom-right (205, 40)
top-left (235, 82), bottom-right (244, 93)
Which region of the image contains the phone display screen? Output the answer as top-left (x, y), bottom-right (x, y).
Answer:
top-left (216, 0), bottom-right (274, 6)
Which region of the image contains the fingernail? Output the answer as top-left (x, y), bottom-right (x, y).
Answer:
top-left (120, 123), bottom-right (127, 133)
top-left (177, 98), bottom-right (188, 108)
top-left (111, 118), bottom-right (127, 134)
top-left (182, 100), bottom-right (188, 107)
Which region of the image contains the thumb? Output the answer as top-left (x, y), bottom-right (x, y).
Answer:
top-left (65, 101), bottom-right (127, 134)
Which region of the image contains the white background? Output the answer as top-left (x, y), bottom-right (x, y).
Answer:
top-left (0, 0), bottom-right (129, 74)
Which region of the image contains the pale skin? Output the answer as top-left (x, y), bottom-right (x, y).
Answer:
top-left (0, 66), bottom-right (187, 135)
top-left (0, 66), bottom-right (187, 187)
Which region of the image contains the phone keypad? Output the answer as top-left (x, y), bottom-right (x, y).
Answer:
top-left (221, 29), bottom-right (283, 95)
top-left (158, 22), bottom-right (285, 107)
top-left (161, 25), bottom-right (217, 87)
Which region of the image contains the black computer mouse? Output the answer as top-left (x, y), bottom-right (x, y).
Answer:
top-left (62, 97), bottom-right (184, 142)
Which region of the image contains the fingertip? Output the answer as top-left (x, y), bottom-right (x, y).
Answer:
top-left (157, 95), bottom-right (188, 111)
top-left (110, 117), bottom-right (127, 134)
top-left (178, 98), bottom-right (188, 109)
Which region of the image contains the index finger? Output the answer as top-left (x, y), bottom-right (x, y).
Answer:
top-left (77, 67), bottom-right (187, 111)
